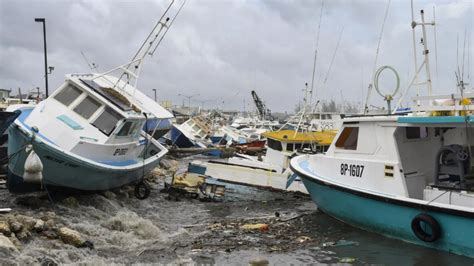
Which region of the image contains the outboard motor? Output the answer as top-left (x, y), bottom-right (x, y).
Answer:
top-left (434, 144), bottom-right (470, 188)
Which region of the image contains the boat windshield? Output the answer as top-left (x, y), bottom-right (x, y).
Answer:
top-left (92, 107), bottom-right (123, 135)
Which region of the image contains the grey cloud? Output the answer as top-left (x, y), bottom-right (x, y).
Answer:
top-left (0, 0), bottom-right (473, 112)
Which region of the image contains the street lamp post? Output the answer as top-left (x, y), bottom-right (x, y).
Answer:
top-left (178, 93), bottom-right (200, 108)
top-left (34, 18), bottom-right (49, 98)
top-left (152, 89), bottom-right (157, 102)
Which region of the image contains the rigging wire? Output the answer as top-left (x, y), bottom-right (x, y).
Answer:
top-left (363, 0), bottom-right (391, 114)
top-left (322, 26), bottom-right (344, 92)
top-left (310, 0), bottom-right (325, 105)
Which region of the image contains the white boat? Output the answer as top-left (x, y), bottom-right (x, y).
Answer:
top-left (170, 116), bottom-right (212, 148)
top-left (290, 93), bottom-right (474, 257)
top-left (6, 1), bottom-right (183, 194)
top-left (290, 5), bottom-right (474, 257)
top-left (309, 112), bottom-right (343, 131)
top-left (190, 128), bottom-right (336, 194)
top-left (230, 116), bottom-right (280, 130)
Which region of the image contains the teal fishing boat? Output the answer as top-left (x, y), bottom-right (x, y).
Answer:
top-left (290, 108), bottom-right (474, 257)
top-left (290, 4), bottom-right (474, 258)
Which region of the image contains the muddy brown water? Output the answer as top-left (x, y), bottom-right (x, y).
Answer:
top-left (0, 156), bottom-right (473, 265)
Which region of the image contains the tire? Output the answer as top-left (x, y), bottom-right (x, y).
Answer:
top-left (411, 213), bottom-right (441, 242)
top-left (134, 181), bottom-right (151, 200)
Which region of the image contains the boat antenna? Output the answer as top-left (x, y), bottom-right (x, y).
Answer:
top-left (80, 51), bottom-right (99, 72)
top-left (310, 0), bottom-right (324, 109)
top-left (93, 0), bottom-right (186, 95)
top-left (363, 0), bottom-right (391, 115)
top-left (462, 28), bottom-right (468, 84)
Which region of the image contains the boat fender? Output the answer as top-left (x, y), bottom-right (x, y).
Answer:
top-left (134, 180), bottom-right (151, 200)
top-left (411, 214), bottom-right (441, 242)
top-left (23, 144), bottom-right (43, 183)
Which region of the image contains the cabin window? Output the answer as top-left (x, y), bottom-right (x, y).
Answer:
top-left (287, 143), bottom-right (294, 151)
top-left (192, 124), bottom-right (200, 132)
top-left (267, 138), bottom-right (282, 151)
top-left (54, 85), bottom-right (82, 106)
top-left (335, 127), bottom-right (359, 150)
top-left (406, 127), bottom-right (428, 139)
top-left (116, 121), bottom-right (133, 136)
top-left (131, 122), bottom-right (142, 138)
top-left (92, 107), bottom-right (122, 135)
top-left (73, 96), bottom-right (101, 119)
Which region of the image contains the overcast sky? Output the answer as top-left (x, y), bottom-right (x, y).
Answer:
top-left (0, 0), bottom-right (473, 112)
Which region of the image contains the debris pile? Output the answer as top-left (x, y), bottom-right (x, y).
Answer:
top-left (190, 212), bottom-right (322, 253)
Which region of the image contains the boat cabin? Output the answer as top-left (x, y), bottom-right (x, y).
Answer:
top-left (318, 100), bottom-right (474, 209)
top-left (179, 116), bottom-right (211, 140)
top-left (21, 74), bottom-right (167, 162)
top-left (262, 129), bottom-right (336, 170)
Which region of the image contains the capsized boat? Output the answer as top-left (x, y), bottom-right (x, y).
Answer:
top-left (170, 116), bottom-right (212, 148)
top-left (6, 1), bottom-right (183, 193)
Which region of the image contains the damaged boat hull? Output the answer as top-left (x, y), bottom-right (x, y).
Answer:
top-left (290, 158), bottom-right (474, 258)
top-left (7, 109), bottom-right (164, 193)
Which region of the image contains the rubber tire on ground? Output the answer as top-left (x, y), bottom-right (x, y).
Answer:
top-left (134, 181), bottom-right (151, 200)
top-left (411, 213), bottom-right (441, 242)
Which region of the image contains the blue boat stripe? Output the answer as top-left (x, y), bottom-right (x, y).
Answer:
top-left (16, 108), bottom-right (56, 145)
top-left (289, 163), bottom-right (474, 218)
top-left (398, 116), bottom-right (474, 124)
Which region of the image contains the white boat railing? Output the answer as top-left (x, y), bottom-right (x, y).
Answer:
top-left (412, 91), bottom-right (474, 116)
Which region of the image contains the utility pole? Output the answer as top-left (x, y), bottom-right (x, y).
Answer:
top-left (34, 18), bottom-right (50, 98)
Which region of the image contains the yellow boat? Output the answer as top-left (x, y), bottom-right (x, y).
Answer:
top-left (263, 129), bottom-right (336, 151)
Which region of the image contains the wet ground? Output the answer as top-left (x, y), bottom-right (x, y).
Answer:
top-left (0, 156), bottom-right (473, 265)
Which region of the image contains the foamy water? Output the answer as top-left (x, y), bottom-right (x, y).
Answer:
top-left (1, 158), bottom-right (472, 264)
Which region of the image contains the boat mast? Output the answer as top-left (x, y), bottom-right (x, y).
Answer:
top-left (93, 0), bottom-right (186, 95)
top-left (410, 0), bottom-right (419, 95)
top-left (393, 1), bottom-right (436, 112)
top-left (419, 9), bottom-right (434, 96)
